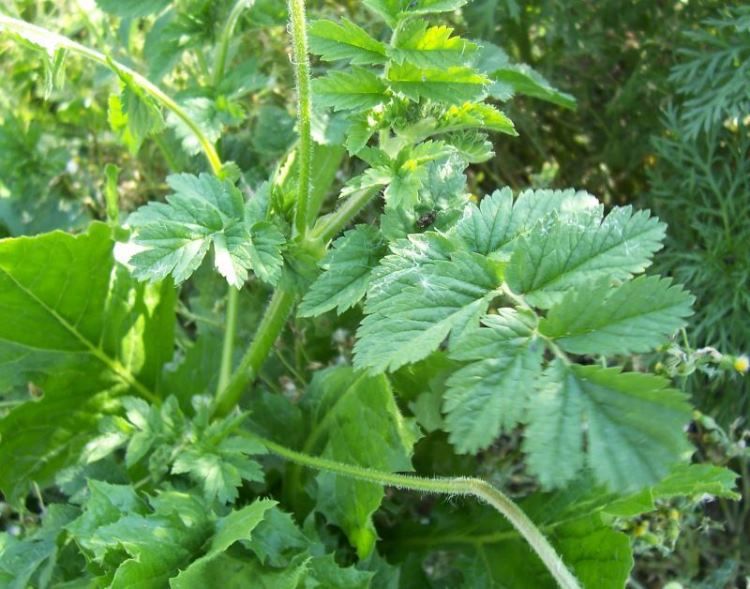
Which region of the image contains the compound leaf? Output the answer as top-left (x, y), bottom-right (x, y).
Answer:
top-left (128, 173), bottom-right (283, 288)
top-left (540, 276), bottom-right (695, 355)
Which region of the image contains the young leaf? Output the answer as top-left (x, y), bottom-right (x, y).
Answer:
top-left (309, 19), bottom-right (387, 65)
top-left (524, 361), bottom-right (692, 491)
top-left (388, 62), bottom-right (489, 104)
top-left (299, 225), bottom-right (385, 317)
top-left (540, 276), bottom-right (695, 355)
top-left (444, 310), bottom-right (543, 453)
top-left (0, 224), bottom-right (174, 504)
top-left (301, 367), bottom-right (420, 558)
top-left (506, 206), bottom-right (666, 308)
top-left (313, 67), bottom-right (388, 111)
top-left (128, 173), bottom-right (284, 288)
top-left (390, 21), bottom-right (478, 68)
top-left (354, 247), bottom-right (500, 373)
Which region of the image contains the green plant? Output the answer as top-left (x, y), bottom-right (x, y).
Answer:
top-left (0, 1), bottom-right (742, 588)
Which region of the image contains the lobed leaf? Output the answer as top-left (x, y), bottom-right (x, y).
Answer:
top-left (313, 67), bottom-right (388, 111)
top-left (387, 62), bottom-right (489, 104)
top-left (390, 21), bottom-right (478, 68)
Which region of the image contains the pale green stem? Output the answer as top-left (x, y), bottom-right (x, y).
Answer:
top-left (312, 186), bottom-right (382, 243)
top-left (246, 431), bottom-right (583, 589)
top-left (213, 287), bottom-right (297, 416)
top-left (0, 15), bottom-right (223, 175)
top-left (213, 0), bottom-right (255, 88)
top-left (217, 287), bottom-right (240, 394)
top-left (288, 0), bottom-right (313, 237)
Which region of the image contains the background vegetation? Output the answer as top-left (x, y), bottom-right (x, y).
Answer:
top-left (0, 0), bottom-right (747, 587)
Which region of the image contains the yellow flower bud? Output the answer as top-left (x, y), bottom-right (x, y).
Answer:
top-left (734, 355), bottom-right (749, 374)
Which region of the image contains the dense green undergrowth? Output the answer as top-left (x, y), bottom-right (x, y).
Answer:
top-left (0, 0), bottom-right (747, 587)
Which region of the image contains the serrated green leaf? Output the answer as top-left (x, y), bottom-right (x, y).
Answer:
top-left (540, 276), bottom-right (695, 355)
top-left (652, 463), bottom-right (741, 500)
top-left (96, 0), bottom-right (170, 18)
top-left (525, 361), bottom-right (692, 491)
top-left (128, 173), bottom-right (284, 288)
top-left (299, 225), bottom-right (385, 317)
top-left (170, 500), bottom-right (277, 588)
top-left (355, 246), bottom-right (499, 373)
top-left (0, 224), bottom-right (174, 504)
top-left (309, 19), bottom-right (387, 65)
top-left (390, 21), bottom-right (477, 68)
top-left (302, 367), bottom-right (420, 558)
top-left (492, 64), bottom-right (577, 110)
top-left (313, 68), bottom-right (388, 111)
top-left (444, 309), bottom-right (543, 453)
top-left (455, 187), bottom-right (598, 256)
top-left (437, 102), bottom-right (516, 136)
top-left (506, 206), bottom-right (666, 308)
top-left (388, 62), bottom-right (488, 104)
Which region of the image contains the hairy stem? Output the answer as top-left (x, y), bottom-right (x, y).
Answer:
top-left (213, 287), bottom-right (297, 416)
top-left (288, 0), bottom-right (313, 237)
top-left (246, 431), bottom-right (583, 589)
top-left (213, 0), bottom-right (255, 88)
top-left (0, 15), bottom-right (223, 175)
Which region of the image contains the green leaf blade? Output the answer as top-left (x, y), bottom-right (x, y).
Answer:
top-left (309, 19), bottom-right (387, 65)
top-left (313, 68), bottom-right (388, 111)
top-left (540, 276), bottom-right (695, 355)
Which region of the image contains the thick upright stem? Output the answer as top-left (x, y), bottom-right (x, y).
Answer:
top-left (212, 287), bottom-right (296, 416)
top-left (0, 15), bottom-right (223, 175)
top-left (246, 431), bottom-right (583, 589)
top-left (288, 0), bottom-right (313, 237)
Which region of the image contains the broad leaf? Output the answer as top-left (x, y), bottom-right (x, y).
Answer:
top-left (506, 205), bottom-right (666, 308)
top-left (0, 224), bottom-right (174, 503)
top-left (128, 173), bottom-right (284, 288)
top-left (390, 22), bottom-right (478, 68)
top-left (309, 19), bottom-right (387, 65)
top-left (301, 367), bottom-right (420, 558)
top-left (436, 102), bottom-right (516, 136)
top-left (388, 62), bottom-right (488, 104)
top-left (299, 225), bottom-right (385, 317)
top-left (313, 68), bottom-right (388, 111)
top-left (524, 361), bottom-right (692, 491)
top-left (540, 276), bottom-right (695, 355)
